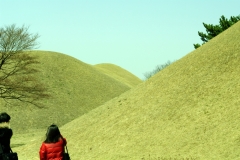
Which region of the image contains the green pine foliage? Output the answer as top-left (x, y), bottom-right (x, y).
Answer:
top-left (194, 15), bottom-right (240, 49)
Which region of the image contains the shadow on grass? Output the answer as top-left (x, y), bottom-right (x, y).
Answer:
top-left (11, 143), bottom-right (25, 148)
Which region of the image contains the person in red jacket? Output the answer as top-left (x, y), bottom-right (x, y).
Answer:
top-left (39, 124), bottom-right (67, 160)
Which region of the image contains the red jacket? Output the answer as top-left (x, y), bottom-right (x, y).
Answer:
top-left (39, 138), bottom-right (67, 160)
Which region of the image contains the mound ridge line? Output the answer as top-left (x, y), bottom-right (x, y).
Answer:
top-left (1, 50), bottom-right (141, 134)
top-left (13, 21), bottom-right (240, 159)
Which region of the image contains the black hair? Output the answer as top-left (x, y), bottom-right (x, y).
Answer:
top-left (44, 124), bottom-right (61, 143)
top-left (0, 112), bottom-right (11, 123)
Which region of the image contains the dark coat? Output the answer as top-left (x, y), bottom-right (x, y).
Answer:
top-left (0, 127), bottom-right (13, 153)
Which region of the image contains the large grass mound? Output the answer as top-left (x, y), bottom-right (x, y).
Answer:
top-left (13, 22), bottom-right (240, 159)
top-left (0, 51), bottom-right (141, 134)
top-left (94, 63), bottom-right (142, 88)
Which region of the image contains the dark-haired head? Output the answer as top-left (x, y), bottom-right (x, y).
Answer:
top-left (0, 112), bottom-right (11, 123)
top-left (44, 124), bottom-right (61, 143)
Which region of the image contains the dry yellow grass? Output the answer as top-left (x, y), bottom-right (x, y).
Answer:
top-left (11, 21), bottom-right (240, 159)
top-left (94, 63), bottom-right (143, 88)
top-left (0, 51), bottom-right (141, 135)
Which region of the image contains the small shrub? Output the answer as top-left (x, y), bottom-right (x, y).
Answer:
top-left (144, 60), bottom-right (172, 80)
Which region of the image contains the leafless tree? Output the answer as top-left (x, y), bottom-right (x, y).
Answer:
top-left (0, 24), bottom-right (49, 107)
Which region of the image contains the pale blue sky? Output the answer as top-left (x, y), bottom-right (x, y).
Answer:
top-left (1, 0), bottom-right (239, 79)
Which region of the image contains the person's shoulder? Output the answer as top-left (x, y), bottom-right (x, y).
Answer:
top-left (63, 137), bottom-right (67, 144)
top-left (60, 135), bottom-right (67, 141)
top-left (0, 127), bottom-right (10, 130)
top-left (7, 128), bottom-right (12, 132)
top-left (60, 136), bottom-right (67, 145)
top-left (6, 128), bottom-right (12, 135)
top-left (40, 142), bottom-right (47, 150)
top-left (0, 127), bottom-right (12, 134)
top-left (41, 142), bottom-right (51, 148)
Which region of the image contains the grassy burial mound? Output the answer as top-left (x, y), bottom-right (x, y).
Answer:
top-left (0, 51), bottom-right (142, 134)
top-left (94, 63), bottom-right (143, 88)
top-left (13, 22), bottom-right (240, 160)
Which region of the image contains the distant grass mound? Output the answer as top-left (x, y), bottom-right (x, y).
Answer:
top-left (94, 63), bottom-right (142, 88)
top-left (13, 22), bottom-right (240, 159)
top-left (0, 51), bottom-right (141, 134)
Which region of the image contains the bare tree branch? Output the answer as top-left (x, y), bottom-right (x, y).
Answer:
top-left (0, 24), bottom-right (49, 107)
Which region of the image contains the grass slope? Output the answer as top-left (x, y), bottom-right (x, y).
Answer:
top-left (13, 22), bottom-right (240, 160)
top-left (94, 63), bottom-right (143, 88)
top-left (0, 50), bottom-right (139, 134)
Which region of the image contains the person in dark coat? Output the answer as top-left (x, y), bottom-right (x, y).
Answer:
top-left (0, 112), bottom-right (13, 153)
top-left (39, 124), bottom-right (67, 160)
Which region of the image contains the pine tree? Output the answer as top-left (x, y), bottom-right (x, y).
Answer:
top-left (194, 15), bottom-right (240, 49)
